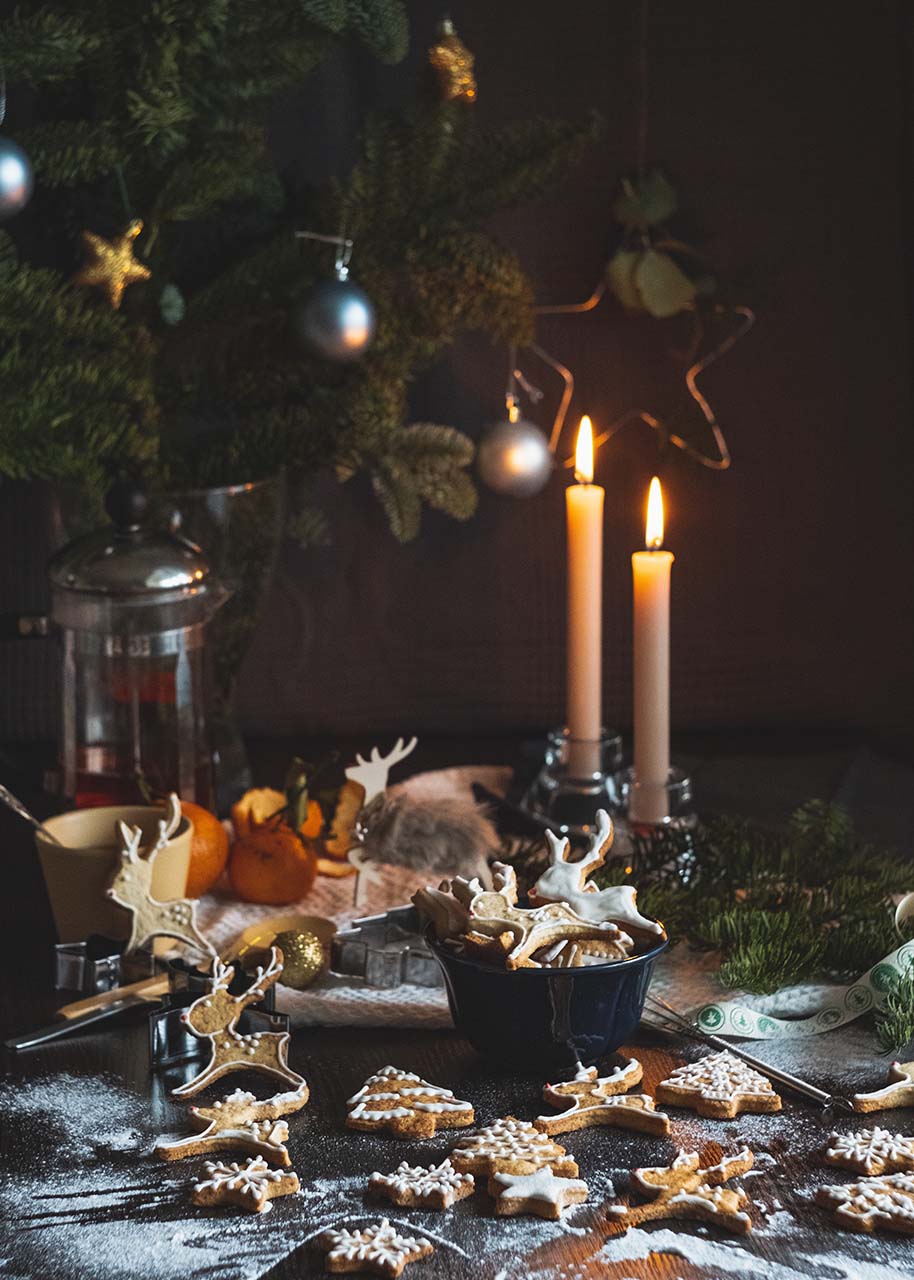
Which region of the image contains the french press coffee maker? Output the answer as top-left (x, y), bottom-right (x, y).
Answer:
top-left (48, 484), bottom-right (230, 809)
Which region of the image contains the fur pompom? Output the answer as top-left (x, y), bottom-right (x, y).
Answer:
top-left (361, 793), bottom-right (498, 878)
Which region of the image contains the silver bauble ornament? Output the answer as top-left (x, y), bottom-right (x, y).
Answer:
top-left (294, 278), bottom-right (376, 362)
top-left (478, 417), bottom-right (554, 497)
top-left (0, 137), bottom-right (33, 221)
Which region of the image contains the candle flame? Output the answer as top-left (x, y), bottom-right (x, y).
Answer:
top-left (574, 416), bottom-right (594, 484)
top-left (645, 476), bottom-right (664, 548)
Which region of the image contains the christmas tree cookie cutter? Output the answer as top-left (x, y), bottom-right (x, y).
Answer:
top-left (330, 905), bottom-right (442, 989)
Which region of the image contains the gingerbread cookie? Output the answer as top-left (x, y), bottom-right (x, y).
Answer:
top-left (191, 1156), bottom-right (300, 1214)
top-left (451, 1116), bottom-right (578, 1177)
top-left (157, 1084), bottom-right (308, 1163)
top-left (535, 1060), bottom-right (670, 1137)
top-left (489, 1167), bottom-right (588, 1220)
top-left (655, 1050), bottom-right (782, 1118)
top-left (824, 1127), bottom-right (914, 1176)
top-left (171, 948), bottom-right (307, 1099)
top-left (316, 1219), bottom-right (434, 1277)
top-left (852, 1061), bottom-right (914, 1113)
top-left (368, 1159), bottom-right (475, 1209)
top-left (414, 864), bottom-right (634, 971)
top-left (108, 794), bottom-right (215, 956)
top-left (532, 810), bottom-right (664, 939)
top-left (346, 1066), bottom-right (474, 1139)
top-left (607, 1147), bottom-right (754, 1235)
top-left (815, 1171), bottom-right (914, 1235)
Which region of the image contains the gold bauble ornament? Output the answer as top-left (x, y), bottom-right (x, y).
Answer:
top-left (428, 19), bottom-right (477, 103)
top-left (273, 929), bottom-right (325, 989)
top-left (72, 218), bottom-right (152, 310)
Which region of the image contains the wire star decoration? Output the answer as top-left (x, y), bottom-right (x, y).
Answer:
top-left (72, 217), bottom-right (151, 309)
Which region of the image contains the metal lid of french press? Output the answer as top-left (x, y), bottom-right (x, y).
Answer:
top-left (48, 483), bottom-right (228, 634)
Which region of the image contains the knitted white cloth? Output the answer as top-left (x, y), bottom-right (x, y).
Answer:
top-left (196, 766), bottom-right (512, 1029)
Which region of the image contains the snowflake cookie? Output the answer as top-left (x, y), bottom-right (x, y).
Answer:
top-left (316, 1219), bottom-right (434, 1277)
top-left (655, 1049), bottom-right (782, 1118)
top-left (489, 1167), bottom-right (588, 1220)
top-left (450, 1116), bottom-right (578, 1176)
top-left (815, 1171), bottom-right (914, 1235)
top-left (535, 1059), bottom-right (670, 1136)
top-left (191, 1156), bottom-right (300, 1214)
top-left (607, 1147), bottom-right (754, 1235)
top-left (852, 1060), bottom-right (914, 1113)
top-left (368, 1159), bottom-right (474, 1209)
top-left (824, 1127), bottom-right (914, 1176)
top-left (346, 1066), bottom-right (474, 1139)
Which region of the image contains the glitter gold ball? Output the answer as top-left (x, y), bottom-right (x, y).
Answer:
top-left (72, 218), bottom-right (152, 310)
top-left (428, 20), bottom-right (477, 103)
top-left (273, 929), bottom-right (325, 989)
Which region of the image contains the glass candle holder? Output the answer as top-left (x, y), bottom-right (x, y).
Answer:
top-left (519, 726), bottom-right (623, 836)
top-left (614, 765), bottom-right (695, 830)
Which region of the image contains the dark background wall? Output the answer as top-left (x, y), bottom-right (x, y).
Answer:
top-left (2, 0), bottom-right (913, 749)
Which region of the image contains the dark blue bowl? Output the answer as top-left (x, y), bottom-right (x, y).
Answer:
top-left (428, 930), bottom-right (668, 1073)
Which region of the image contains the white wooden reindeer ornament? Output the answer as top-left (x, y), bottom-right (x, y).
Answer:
top-left (344, 736), bottom-right (417, 905)
top-left (107, 794), bottom-right (216, 956)
top-left (345, 735), bottom-right (418, 809)
top-left (531, 809), bottom-right (665, 937)
top-left (172, 946), bottom-right (307, 1098)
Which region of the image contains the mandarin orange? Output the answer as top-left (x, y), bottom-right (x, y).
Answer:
top-left (181, 800), bottom-right (230, 897)
top-left (227, 825), bottom-right (317, 904)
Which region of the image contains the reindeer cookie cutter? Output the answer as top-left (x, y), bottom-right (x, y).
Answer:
top-left (148, 954), bottom-right (290, 1070)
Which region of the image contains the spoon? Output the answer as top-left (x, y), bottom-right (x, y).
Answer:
top-left (0, 783), bottom-right (63, 845)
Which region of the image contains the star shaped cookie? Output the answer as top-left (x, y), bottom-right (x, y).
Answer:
top-left (824, 1127), bottom-right (914, 1176)
top-left (368, 1159), bottom-right (474, 1209)
top-left (853, 1061), bottom-right (914, 1112)
top-left (816, 1171), bottom-right (914, 1235)
top-left (191, 1156), bottom-right (299, 1214)
top-left (316, 1219), bottom-right (434, 1277)
top-left (489, 1167), bottom-right (588, 1220)
top-left (535, 1059), bottom-right (670, 1136)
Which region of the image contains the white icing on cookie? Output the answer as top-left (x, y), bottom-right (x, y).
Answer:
top-left (658, 1051), bottom-right (777, 1102)
top-left (452, 1117), bottom-right (575, 1173)
top-left (346, 1066), bottom-right (472, 1123)
top-left (318, 1219), bottom-right (433, 1270)
top-left (369, 1159), bottom-right (474, 1206)
top-left (492, 1167), bottom-right (588, 1212)
top-left (818, 1171), bottom-right (914, 1231)
top-left (826, 1128), bottom-right (914, 1175)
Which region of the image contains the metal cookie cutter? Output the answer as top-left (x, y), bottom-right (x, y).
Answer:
top-left (148, 956), bottom-right (290, 1069)
top-left (54, 935), bottom-right (155, 994)
top-left (330, 905), bottom-right (443, 988)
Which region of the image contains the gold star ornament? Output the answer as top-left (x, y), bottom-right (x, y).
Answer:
top-left (73, 218), bottom-right (151, 309)
top-left (428, 19), bottom-right (477, 103)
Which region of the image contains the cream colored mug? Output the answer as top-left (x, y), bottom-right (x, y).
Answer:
top-left (35, 805), bottom-right (192, 944)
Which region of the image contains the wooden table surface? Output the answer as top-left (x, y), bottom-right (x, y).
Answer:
top-left (3, 738), bottom-right (914, 1279)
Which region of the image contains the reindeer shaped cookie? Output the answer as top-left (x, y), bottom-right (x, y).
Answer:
top-left (172, 947), bottom-right (307, 1099)
top-left (107, 794), bottom-right (215, 956)
top-left (449, 862), bottom-right (634, 970)
top-left (531, 809), bottom-right (665, 938)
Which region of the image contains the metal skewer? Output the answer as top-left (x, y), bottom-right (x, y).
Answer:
top-left (0, 783), bottom-right (62, 843)
top-left (643, 992), bottom-right (855, 1112)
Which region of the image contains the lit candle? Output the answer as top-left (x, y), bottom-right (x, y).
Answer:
top-left (631, 477), bottom-right (674, 822)
top-left (566, 416), bottom-right (604, 776)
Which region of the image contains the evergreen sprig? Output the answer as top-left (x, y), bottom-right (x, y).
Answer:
top-left (589, 801), bottom-right (913, 998)
top-left (0, 1), bottom-right (594, 538)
